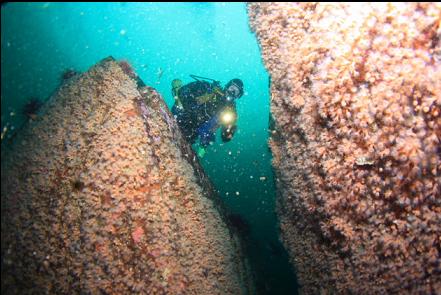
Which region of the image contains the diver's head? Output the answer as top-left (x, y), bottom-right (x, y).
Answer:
top-left (224, 78), bottom-right (244, 102)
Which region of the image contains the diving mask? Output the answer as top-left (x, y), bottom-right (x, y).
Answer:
top-left (226, 83), bottom-right (241, 100)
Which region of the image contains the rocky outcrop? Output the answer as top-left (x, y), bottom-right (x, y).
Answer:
top-left (248, 3), bottom-right (440, 294)
top-left (1, 57), bottom-right (252, 294)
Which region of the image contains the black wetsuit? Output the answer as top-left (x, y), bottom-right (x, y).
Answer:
top-left (173, 80), bottom-right (237, 145)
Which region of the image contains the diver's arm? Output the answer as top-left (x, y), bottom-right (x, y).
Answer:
top-left (220, 106), bottom-right (237, 142)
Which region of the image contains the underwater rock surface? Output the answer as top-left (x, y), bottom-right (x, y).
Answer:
top-left (249, 3), bottom-right (440, 294)
top-left (1, 57), bottom-right (251, 294)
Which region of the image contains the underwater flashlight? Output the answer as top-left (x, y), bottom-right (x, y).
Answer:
top-left (221, 110), bottom-right (234, 125)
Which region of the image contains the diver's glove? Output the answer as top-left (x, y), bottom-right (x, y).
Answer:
top-left (221, 125), bottom-right (237, 142)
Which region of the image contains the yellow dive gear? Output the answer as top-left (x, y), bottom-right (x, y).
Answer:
top-left (196, 86), bottom-right (224, 105)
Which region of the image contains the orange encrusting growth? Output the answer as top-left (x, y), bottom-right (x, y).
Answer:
top-left (1, 57), bottom-right (252, 294)
top-left (248, 2), bottom-right (440, 294)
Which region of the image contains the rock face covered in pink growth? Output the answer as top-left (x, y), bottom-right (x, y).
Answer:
top-left (1, 57), bottom-right (253, 294)
top-left (248, 3), bottom-right (440, 294)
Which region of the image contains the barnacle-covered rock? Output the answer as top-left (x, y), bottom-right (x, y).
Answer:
top-left (248, 2), bottom-right (440, 294)
top-left (1, 57), bottom-right (253, 294)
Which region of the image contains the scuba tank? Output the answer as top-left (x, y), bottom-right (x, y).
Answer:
top-left (189, 74), bottom-right (220, 86)
top-left (190, 74), bottom-right (224, 99)
top-left (190, 74), bottom-right (222, 92)
top-left (177, 75), bottom-right (223, 108)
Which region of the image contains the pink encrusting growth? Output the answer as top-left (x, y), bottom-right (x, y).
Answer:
top-left (1, 57), bottom-right (253, 294)
top-left (132, 226), bottom-right (145, 244)
top-left (248, 2), bottom-right (440, 294)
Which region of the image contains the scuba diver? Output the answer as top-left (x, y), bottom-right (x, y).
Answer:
top-left (171, 75), bottom-right (244, 157)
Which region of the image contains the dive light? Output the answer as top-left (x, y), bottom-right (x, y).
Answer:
top-left (221, 110), bottom-right (235, 125)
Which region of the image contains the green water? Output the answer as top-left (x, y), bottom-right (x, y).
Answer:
top-left (1, 3), bottom-right (297, 294)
